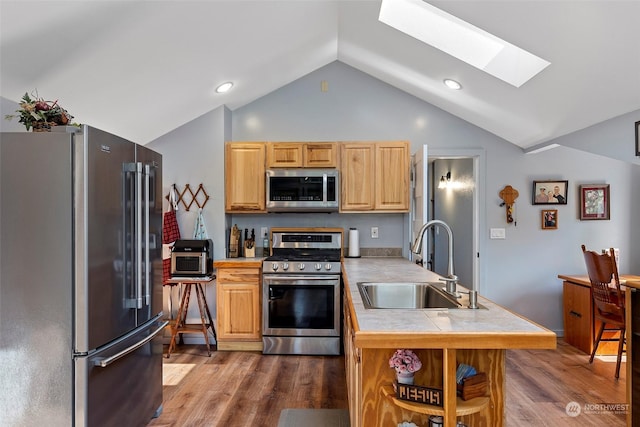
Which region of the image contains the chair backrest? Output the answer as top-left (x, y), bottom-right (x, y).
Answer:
top-left (581, 245), bottom-right (624, 317)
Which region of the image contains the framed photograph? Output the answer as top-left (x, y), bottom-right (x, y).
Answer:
top-left (636, 120), bottom-right (640, 156)
top-left (580, 184), bottom-right (610, 220)
top-left (541, 209), bottom-right (558, 230)
top-left (532, 180), bottom-right (568, 205)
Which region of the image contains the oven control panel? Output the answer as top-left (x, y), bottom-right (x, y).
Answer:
top-left (265, 261), bottom-right (341, 274)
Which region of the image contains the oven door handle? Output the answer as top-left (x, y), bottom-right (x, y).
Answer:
top-left (263, 274), bottom-right (340, 285)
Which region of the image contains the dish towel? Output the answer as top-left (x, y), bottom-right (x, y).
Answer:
top-left (192, 208), bottom-right (208, 240)
top-left (162, 186), bottom-right (181, 283)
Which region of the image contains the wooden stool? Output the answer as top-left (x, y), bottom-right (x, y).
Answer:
top-left (165, 276), bottom-right (216, 358)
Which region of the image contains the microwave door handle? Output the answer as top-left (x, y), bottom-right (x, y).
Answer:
top-left (323, 173), bottom-right (327, 204)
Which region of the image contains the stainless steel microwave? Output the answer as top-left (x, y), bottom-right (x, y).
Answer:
top-left (266, 169), bottom-right (339, 212)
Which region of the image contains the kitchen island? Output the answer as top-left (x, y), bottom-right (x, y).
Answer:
top-left (342, 257), bottom-right (556, 427)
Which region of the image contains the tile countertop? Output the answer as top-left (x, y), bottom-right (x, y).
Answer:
top-left (342, 257), bottom-right (557, 350)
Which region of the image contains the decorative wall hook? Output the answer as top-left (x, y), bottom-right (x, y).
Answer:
top-left (499, 185), bottom-right (519, 224)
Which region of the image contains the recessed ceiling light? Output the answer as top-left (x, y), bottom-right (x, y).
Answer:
top-left (215, 82), bottom-right (234, 93)
top-left (443, 79), bottom-right (462, 90)
top-left (379, 0), bottom-right (550, 87)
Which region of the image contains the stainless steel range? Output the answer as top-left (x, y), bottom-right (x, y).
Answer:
top-left (262, 228), bottom-right (343, 355)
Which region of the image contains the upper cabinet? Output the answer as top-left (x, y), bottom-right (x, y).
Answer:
top-left (340, 141), bottom-right (410, 212)
top-left (267, 142), bottom-right (337, 168)
top-left (225, 141), bottom-right (410, 213)
top-left (225, 142), bottom-right (266, 213)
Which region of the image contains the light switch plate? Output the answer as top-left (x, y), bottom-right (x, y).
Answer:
top-left (490, 228), bottom-right (506, 239)
top-left (371, 227), bottom-right (379, 239)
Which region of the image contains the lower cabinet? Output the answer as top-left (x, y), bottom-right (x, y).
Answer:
top-left (563, 280), bottom-right (592, 353)
top-left (344, 293), bottom-right (362, 427)
top-left (215, 265), bottom-right (262, 351)
top-left (562, 279), bottom-right (620, 355)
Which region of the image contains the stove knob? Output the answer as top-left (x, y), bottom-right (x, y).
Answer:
top-left (298, 263), bottom-right (305, 270)
top-left (314, 263), bottom-right (322, 271)
top-left (271, 263), bottom-right (279, 271)
top-left (282, 263), bottom-right (289, 271)
top-left (325, 263), bottom-right (333, 271)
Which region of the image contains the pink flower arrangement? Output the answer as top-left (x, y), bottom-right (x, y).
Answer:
top-left (389, 349), bottom-right (422, 374)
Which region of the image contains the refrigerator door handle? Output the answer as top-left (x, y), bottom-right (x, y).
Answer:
top-left (135, 162), bottom-right (143, 309)
top-left (93, 321), bottom-right (168, 368)
top-left (144, 163), bottom-right (151, 306)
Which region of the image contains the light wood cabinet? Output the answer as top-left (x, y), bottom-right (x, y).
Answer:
top-left (225, 142), bottom-right (266, 213)
top-left (560, 275), bottom-right (622, 355)
top-left (562, 280), bottom-right (592, 354)
top-left (215, 266), bottom-right (262, 351)
top-left (266, 142), bottom-right (337, 168)
top-left (340, 141), bottom-right (410, 212)
top-left (344, 291), bottom-right (362, 427)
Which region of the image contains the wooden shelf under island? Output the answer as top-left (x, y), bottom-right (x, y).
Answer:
top-left (381, 385), bottom-right (490, 417)
top-left (342, 257), bottom-right (557, 427)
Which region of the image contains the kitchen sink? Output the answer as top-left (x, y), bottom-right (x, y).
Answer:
top-left (357, 282), bottom-right (463, 309)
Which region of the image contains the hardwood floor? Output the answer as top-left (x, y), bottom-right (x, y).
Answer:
top-left (148, 346), bottom-right (348, 427)
top-left (148, 339), bottom-right (627, 427)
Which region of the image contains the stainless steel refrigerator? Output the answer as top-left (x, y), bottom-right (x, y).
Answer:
top-left (0, 125), bottom-right (166, 426)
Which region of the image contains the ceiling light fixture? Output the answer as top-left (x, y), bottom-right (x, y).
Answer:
top-left (215, 82), bottom-right (234, 93)
top-left (379, 0), bottom-right (550, 87)
top-left (443, 79), bottom-right (462, 90)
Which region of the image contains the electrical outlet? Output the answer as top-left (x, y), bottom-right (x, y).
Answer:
top-left (490, 228), bottom-right (506, 239)
top-left (371, 227), bottom-right (379, 239)
top-left (260, 227), bottom-right (268, 237)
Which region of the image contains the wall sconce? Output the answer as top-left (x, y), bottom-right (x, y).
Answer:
top-left (438, 171), bottom-right (451, 189)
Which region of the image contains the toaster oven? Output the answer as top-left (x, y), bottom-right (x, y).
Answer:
top-left (170, 239), bottom-right (213, 276)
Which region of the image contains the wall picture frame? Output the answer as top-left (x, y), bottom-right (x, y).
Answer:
top-left (636, 120), bottom-right (640, 156)
top-left (580, 184), bottom-right (610, 220)
top-left (532, 180), bottom-right (568, 205)
top-left (541, 209), bottom-right (558, 230)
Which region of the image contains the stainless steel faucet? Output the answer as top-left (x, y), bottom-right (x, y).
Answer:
top-left (411, 220), bottom-right (479, 308)
top-left (411, 219), bottom-right (459, 296)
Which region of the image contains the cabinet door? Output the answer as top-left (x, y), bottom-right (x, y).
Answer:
top-left (216, 268), bottom-right (261, 341)
top-left (305, 143), bottom-right (337, 167)
top-left (563, 281), bottom-right (592, 354)
top-left (375, 142), bottom-right (410, 211)
top-left (225, 143), bottom-right (266, 212)
top-left (340, 143), bottom-right (375, 211)
top-left (344, 299), bottom-right (362, 427)
top-left (266, 143), bottom-right (303, 168)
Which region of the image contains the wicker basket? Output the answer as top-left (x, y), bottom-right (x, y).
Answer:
top-left (32, 121), bottom-right (55, 132)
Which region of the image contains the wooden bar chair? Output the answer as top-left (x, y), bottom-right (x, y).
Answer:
top-left (581, 245), bottom-right (626, 378)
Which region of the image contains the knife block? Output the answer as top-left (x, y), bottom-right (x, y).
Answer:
top-left (244, 242), bottom-right (255, 258)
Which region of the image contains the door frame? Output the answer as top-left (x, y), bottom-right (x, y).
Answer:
top-left (410, 147), bottom-right (485, 294)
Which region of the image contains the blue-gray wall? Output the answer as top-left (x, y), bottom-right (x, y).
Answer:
top-left (3, 61), bottom-right (639, 335)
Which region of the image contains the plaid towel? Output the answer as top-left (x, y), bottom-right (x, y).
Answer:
top-left (163, 210), bottom-right (181, 244)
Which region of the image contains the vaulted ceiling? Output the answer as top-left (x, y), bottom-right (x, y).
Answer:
top-left (2, 1), bottom-right (639, 149)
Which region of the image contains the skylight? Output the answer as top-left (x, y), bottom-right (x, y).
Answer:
top-left (379, 0), bottom-right (550, 87)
